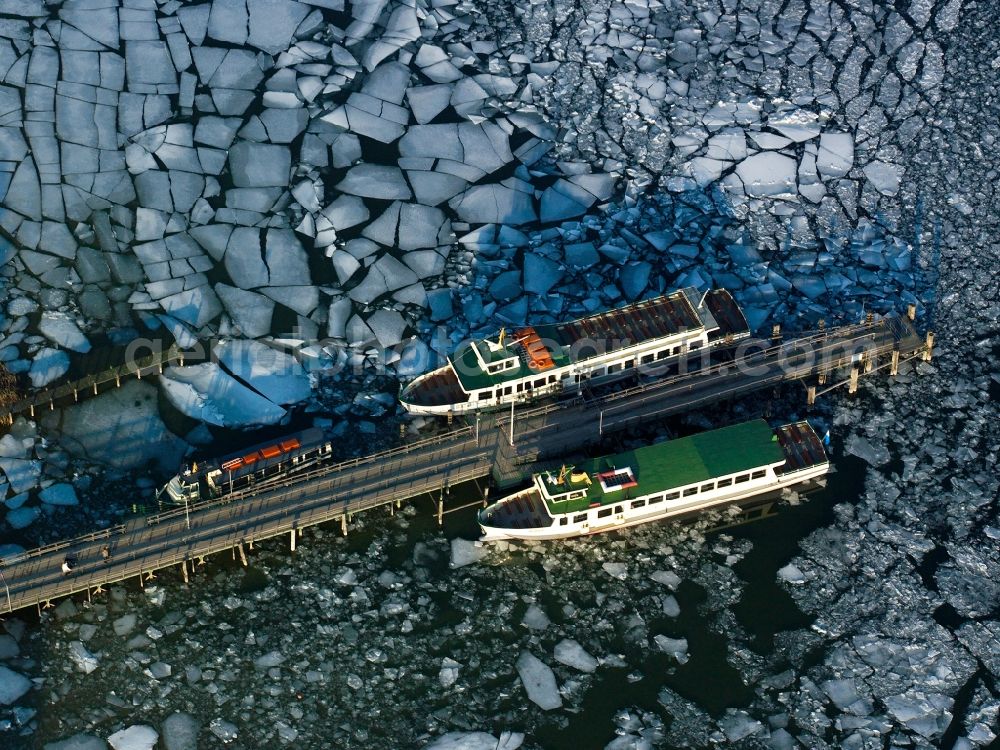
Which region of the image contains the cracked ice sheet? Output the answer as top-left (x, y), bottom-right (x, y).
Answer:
top-left (160, 362), bottom-right (288, 427)
top-left (215, 339), bottom-right (311, 406)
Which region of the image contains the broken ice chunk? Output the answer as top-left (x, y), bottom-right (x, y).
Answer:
top-left (0, 665), bottom-right (31, 705)
top-left (215, 339), bottom-right (311, 406)
top-left (451, 184), bottom-right (535, 225)
top-left (336, 164), bottom-right (412, 200)
top-left (228, 142), bottom-right (291, 188)
top-left (734, 153), bottom-right (797, 198)
top-left (862, 160), bottom-right (902, 196)
top-left (653, 635), bottom-right (689, 663)
top-left (160, 363), bottom-right (288, 427)
top-left (28, 347), bottom-right (70, 388)
top-left (816, 132), bottom-right (854, 179)
top-left (515, 651), bottom-right (562, 710)
top-left (450, 538), bottom-right (487, 568)
top-left (39, 311), bottom-right (90, 352)
top-left (553, 639), bottom-right (598, 673)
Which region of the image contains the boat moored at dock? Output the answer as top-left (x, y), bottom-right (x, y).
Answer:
top-left (400, 287), bottom-right (749, 416)
top-left (478, 420), bottom-right (830, 541)
top-left (157, 427), bottom-right (333, 504)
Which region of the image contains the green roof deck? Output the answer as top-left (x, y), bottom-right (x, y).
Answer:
top-left (543, 420), bottom-right (786, 515)
top-left (451, 338), bottom-right (571, 391)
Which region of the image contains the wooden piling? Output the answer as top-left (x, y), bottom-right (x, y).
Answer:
top-left (181, 561), bottom-right (189, 584)
top-left (864, 356), bottom-right (874, 374)
top-left (771, 324), bottom-right (781, 343)
top-left (237, 542), bottom-right (248, 567)
top-left (290, 529), bottom-right (296, 552)
top-left (73, 388), bottom-right (78, 402)
top-left (807, 385), bottom-right (816, 406)
top-left (818, 370), bottom-right (827, 385)
top-left (341, 514), bottom-right (348, 536)
top-left (115, 374), bottom-right (120, 387)
top-left (437, 489), bottom-right (444, 526)
top-left (923, 332), bottom-right (934, 362)
top-left (907, 304), bottom-right (916, 321)
top-left (482, 485), bottom-right (490, 508)
top-left (849, 368), bottom-right (859, 394)
top-left (890, 350), bottom-right (900, 376)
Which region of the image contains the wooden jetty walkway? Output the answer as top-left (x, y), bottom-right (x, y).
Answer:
top-left (0, 315), bottom-right (930, 615)
top-left (0, 342), bottom-right (183, 424)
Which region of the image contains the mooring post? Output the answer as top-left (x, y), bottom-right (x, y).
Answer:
top-left (890, 350), bottom-right (900, 376)
top-left (807, 385), bottom-right (816, 406)
top-left (341, 514), bottom-right (348, 536)
top-left (237, 542), bottom-right (247, 567)
top-left (923, 332), bottom-right (934, 362)
top-left (181, 560), bottom-right (189, 584)
top-left (290, 528), bottom-right (296, 552)
top-left (849, 367), bottom-right (860, 394)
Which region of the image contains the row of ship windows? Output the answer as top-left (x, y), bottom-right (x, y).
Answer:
top-left (558, 469), bottom-right (768, 525)
top-left (475, 339), bottom-right (707, 401)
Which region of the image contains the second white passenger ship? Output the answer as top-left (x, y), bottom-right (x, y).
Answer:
top-left (478, 420), bottom-right (830, 541)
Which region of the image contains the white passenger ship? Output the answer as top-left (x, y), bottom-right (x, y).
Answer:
top-left (479, 420), bottom-right (830, 541)
top-left (400, 287), bottom-right (749, 415)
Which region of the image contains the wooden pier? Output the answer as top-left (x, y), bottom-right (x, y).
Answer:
top-left (0, 314), bottom-right (929, 615)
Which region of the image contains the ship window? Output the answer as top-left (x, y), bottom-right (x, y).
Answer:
top-left (641, 354), bottom-right (653, 364)
top-left (479, 391), bottom-right (490, 400)
top-left (656, 350), bottom-right (669, 360)
top-left (515, 383), bottom-right (523, 392)
top-left (559, 517), bottom-right (568, 526)
top-left (573, 514), bottom-right (588, 523)
top-left (503, 386), bottom-right (512, 395)
top-left (624, 360), bottom-right (634, 369)
top-left (608, 363), bottom-right (621, 373)
top-left (683, 487), bottom-right (697, 497)
top-left (535, 378), bottom-right (545, 388)
top-left (718, 478), bottom-right (733, 488)
top-left (548, 375), bottom-right (557, 383)
top-left (735, 474), bottom-right (750, 484)
top-left (665, 492), bottom-right (679, 500)
top-left (701, 483), bottom-right (714, 492)
top-left (690, 341), bottom-right (702, 349)
top-left (751, 470), bottom-right (766, 479)
top-left (597, 507), bottom-right (613, 518)
top-left (614, 506), bottom-right (622, 514)
top-left (631, 499), bottom-right (645, 509)
top-left (649, 495), bottom-right (664, 504)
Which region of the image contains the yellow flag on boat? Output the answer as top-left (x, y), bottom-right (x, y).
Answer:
top-left (498, 327), bottom-right (506, 347)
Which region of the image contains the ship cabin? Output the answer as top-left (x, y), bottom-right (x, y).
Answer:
top-left (400, 287), bottom-right (749, 415)
top-left (478, 420), bottom-right (830, 539)
top-left (159, 427), bottom-right (333, 504)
